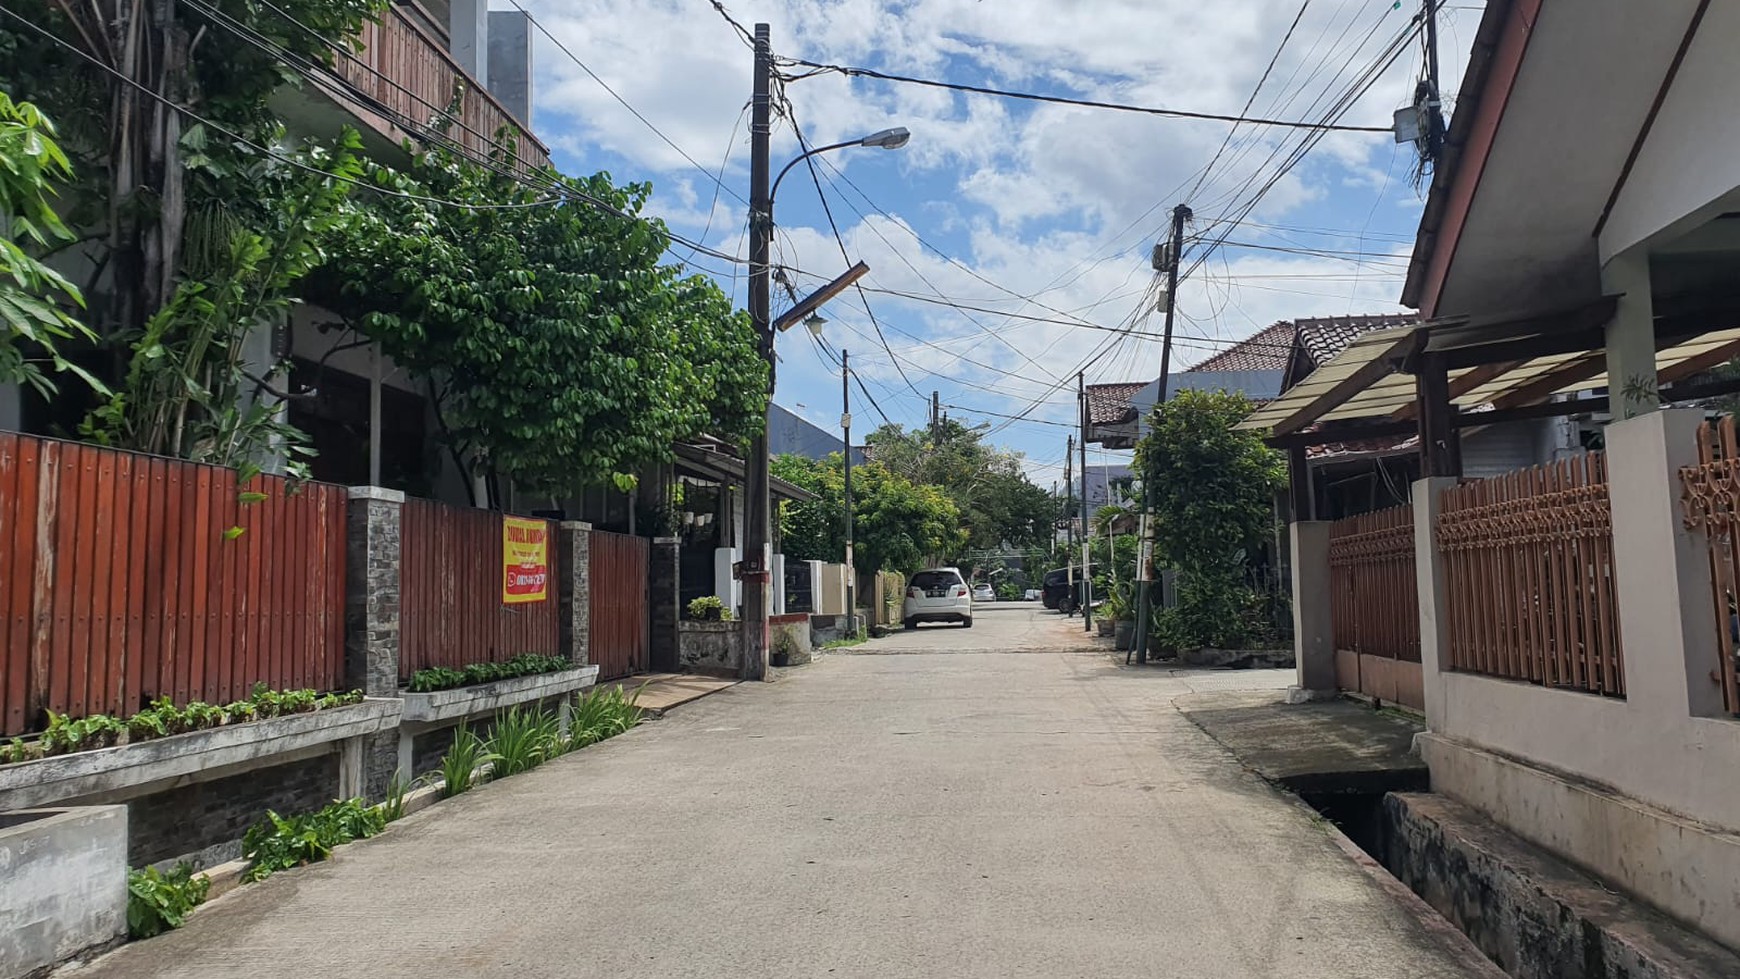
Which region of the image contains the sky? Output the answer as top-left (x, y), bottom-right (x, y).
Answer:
top-left (514, 0), bottom-right (1486, 486)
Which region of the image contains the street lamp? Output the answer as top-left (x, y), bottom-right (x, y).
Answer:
top-left (743, 23), bottom-right (909, 680)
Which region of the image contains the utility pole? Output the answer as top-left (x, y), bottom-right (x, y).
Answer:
top-left (1065, 434), bottom-right (1075, 616)
top-left (742, 22), bottom-right (773, 681)
top-left (1078, 371), bottom-right (1092, 632)
top-left (1131, 203), bottom-right (1191, 665)
top-left (842, 348), bottom-right (855, 630)
top-left (931, 390), bottom-right (941, 444)
top-left (1423, 0), bottom-right (1445, 162)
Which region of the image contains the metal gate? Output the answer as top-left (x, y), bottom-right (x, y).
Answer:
top-left (589, 530), bottom-right (650, 680)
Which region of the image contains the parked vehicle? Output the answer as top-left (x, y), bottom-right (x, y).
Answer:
top-left (972, 583), bottom-right (995, 602)
top-left (903, 568), bottom-right (973, 629)
top-left (1023, 588), bottom-right (1041, 601)
top-left (1042, 566), bottom-right (1094, 613)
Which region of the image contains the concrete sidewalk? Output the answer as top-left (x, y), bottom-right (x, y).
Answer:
top-left (73, 632), bottom-right (1494, 978)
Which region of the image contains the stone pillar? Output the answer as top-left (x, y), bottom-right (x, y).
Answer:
top-left (650, 537), bottom-right (680, 673)
top-left (1606, 408), bottom-right (1720, 717)
top-left (1287, 521), bottom-right (1336, 702)
top-left (1412, 476), bottom-right (1459, 729)
top-left (557, 521), bottom-right (592, 666)
top-left (344, 486), bottom-right (403, 801)
top-left (1602, 251), bottom-right (1660, 420)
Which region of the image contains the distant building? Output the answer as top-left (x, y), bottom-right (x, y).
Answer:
top-left (767, 404), bottom-right (864, 463)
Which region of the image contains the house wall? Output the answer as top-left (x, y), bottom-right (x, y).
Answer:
top-left (1414, 409), bottom-right (1740, 949)
top-left (1599, 1), bottom-right (1740, 262)
top-left (1459, 420), bottom-right (1554, 479)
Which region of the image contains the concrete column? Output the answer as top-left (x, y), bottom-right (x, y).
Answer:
top-left (714, 546), bottom-right (741, 614)
top-left (650, 538), bottom-right (681, 673)
top-left (344, 486), bottom-right (403, 801)
top-left (448, 0), bottom-right (487, 82)
top-left (1288, 521), bottom-right (1335, 701)
top-left (557, 521), bottom-right (592, 666)
top-left (1601, 251), bottom-right (1660, 420)
top-left (1412, 476), bottom-right (1459, 729)
top-left (1606, 408), bottom-right (1721, 717)
top-left (771, 553), bottom-right (786, 615)
top-left (0, 383), bottom-right (20, 431)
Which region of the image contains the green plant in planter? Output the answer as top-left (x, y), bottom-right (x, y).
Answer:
top-left (687, 596), bottom-right (726, 621)
top-left (127, 862), bottom-right (211, 938)
top-left (241, 798), bottom-right (386, 882)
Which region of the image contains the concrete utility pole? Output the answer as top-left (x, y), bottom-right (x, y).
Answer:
top-left (1423, 0), bottom-right (1445, 162)
top-left (1078, 371), bottom-right (1092, 632)
top-left (842, 348), bottom-right (855, 628)
top-left (1065, 434), bottom-right (1075, 616)
top-left (1131, 203), bottom-right (1191, 665)
top-left (742, 22), bottom-right (774, 681)
top-left (931, 390), bottom-right (941, 444)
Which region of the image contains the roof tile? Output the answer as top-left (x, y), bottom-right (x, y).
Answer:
top-left (1185, 321), bottom-right (1296, 373)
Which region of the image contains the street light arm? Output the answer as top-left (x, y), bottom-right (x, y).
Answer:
top-left (770, 139), bottom-right (862, 205)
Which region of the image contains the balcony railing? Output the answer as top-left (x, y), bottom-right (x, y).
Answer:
top-left (335, 4), bottom-right (551, 173)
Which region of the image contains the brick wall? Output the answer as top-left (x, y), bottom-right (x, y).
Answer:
top-left (128, 755), bottom-right (339, 867)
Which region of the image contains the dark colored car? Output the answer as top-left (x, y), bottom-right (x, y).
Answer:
top-left (1042, 566), bottom-right (1093, 612)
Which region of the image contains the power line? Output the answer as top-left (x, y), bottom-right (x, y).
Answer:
top-left (778, 58), bottom-right (1395, 133)
top-left (499, 0), bottom-right (750, 206)
top-left (1187, 0), bottom-right (1314, 203)
top-left (701, 0), bottom-right (755, 46)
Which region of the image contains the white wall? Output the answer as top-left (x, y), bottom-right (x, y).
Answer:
top-left (1600, 1), bottom-right (1740, 262)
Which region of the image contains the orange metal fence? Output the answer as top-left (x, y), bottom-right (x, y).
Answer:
top-left (1329, 504), bottom-right (1420, 661)
top-left (1678, 416), bottom-right (1740, 714)
top-left (0, 434), bottom-right (347, 736)
top-left (340, 5), bottom-right (551, 171)
top-left (398, 499), bottom-right (560, 677)
top-left (1436, 453), bottom-right (1624, 697)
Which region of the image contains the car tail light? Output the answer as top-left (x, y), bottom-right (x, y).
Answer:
top-left (951, 585), bottom-right (966, 597)
top-left (908, 587), bottom-right (922, 598)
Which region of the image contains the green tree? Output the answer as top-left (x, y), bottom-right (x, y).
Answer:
top-left (1134, 389), bottom-right (1285, 647)
top-left (865, 419), bottom-right (1054, 550)
top-left (0, 90), bottom-right (102, 398)
top-left (306, 145), bottom-right (766, 498)
top-left (774, 452), bottom-right (966, 574)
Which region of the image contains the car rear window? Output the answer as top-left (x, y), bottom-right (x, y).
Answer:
top-left (910, 570), bottom-right (962, 589)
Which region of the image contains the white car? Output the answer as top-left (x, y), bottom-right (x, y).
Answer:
top-left (972, 583), bottom-right (995, 602)
top-left (904, 567), bottom-right (973, 629)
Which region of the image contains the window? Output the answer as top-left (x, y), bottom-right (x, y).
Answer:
top-left (910, 570), bottom-right (963, 590)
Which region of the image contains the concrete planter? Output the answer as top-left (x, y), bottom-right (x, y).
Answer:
top-left (399, 666), bottom-right (601, 725)
top-left (0, 807), bottom-right (127, 979)
top-left (1178, 647), bottom-right (1295, 669)
top-left (679, 620), bottom-right (744, 674)
top-left (0, 699), bottom-right (403, 812)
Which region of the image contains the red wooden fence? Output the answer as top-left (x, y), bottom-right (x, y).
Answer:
top-left (1328, 503), bottom-right (1422, 709)
top-left (399, 499), bottom-right (559, 677)
top-left (0, 433), bottom-right (347, 736)
top-left (589, 530), bottom-right (649, 680)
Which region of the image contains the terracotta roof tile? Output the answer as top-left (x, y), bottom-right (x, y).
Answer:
top-left (1185, 321), bottom-right (1297, 373)
top-left (1085, 381), bottom-right (1147, 426)
top-left (1295, 314), bottom-right (1418, 371)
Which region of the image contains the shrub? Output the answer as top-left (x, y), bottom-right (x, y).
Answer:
top-left (570, 685), bottom-right (642, 749)
top-left (687, 596), bottom-right (726, 621)
top-left (127, 862), bottom-right (211, 939)
top-left (242, 798), bottom-right (386, 883)
top-left (438, 723), bottom-right (496, 798)
top-left (487, 705), bottom-right (560, 777)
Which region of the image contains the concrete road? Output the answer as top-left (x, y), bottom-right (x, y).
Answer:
top-left (78, 605), bottom-right (1492, 978)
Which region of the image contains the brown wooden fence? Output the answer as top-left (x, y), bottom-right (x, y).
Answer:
top-left (1329, 504), bottom-right (1422, 708)
top-left (1678, 415), bottom-right (1740, 714)
top-left (1436, 453), bottom-right (1624, 697)
top-left (0, 433), bottom-right (347, 736)
top-left (589, 530), bottom-right (649, 680)
top-left (399, 500), bottom-right (560, 677)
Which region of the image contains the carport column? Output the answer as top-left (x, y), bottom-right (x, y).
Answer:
top-left (1606, 408), bottom-right (1721, 717)
top-left (1603, 251), bottom-right (1661, 420)
top-left (344, 486), bottom-right (404, 801)
top-left (1412, 477), bottom-right (1458, 730)
top-left (1287, 521), bottom-right (1335, 702)
top-left (557, 521), bottom-right (592, 667)
top-left (649, 537), bottom-right (681, 673)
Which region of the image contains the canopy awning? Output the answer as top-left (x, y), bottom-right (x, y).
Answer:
top-left (1239, 297), bottom-right (1740, 439)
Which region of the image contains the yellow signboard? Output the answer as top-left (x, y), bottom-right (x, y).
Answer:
top-left (502, 517), bottom-right (550, 604)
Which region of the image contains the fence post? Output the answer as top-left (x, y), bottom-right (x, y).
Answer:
top-left (649, 537), bottom-right (681, 673)
top-left (557, 522), bottom-right (592, 667)
top-left (1287, 521), bottom-right (1336, 702)
top-left (1607, 408), bottom-right (1719, 717)
top-left (344, 486), bottom-right (403, 800)
top-left (1412, 476), bottom-right (1459, 729)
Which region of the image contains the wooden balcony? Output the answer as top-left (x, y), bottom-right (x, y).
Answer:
top-left (333, 4), bottom-right (550, 172)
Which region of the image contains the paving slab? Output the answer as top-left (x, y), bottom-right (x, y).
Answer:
top-left (603, 672), bottom-right (738, 714)
top-left (1177, 688), bottom-right (1429, 793)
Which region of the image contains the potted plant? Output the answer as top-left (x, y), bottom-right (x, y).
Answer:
top-left (687, 596), bottom-right (728, 622)
top-left (1103, 584), bottom-right (1136, 649)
